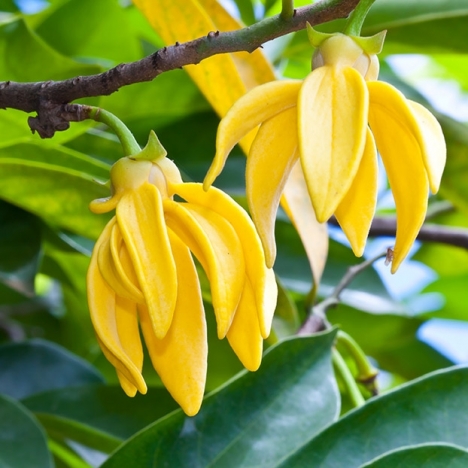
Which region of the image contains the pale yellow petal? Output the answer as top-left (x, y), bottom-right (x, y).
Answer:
top-left (408, 100), bottom-right (446, 194)
top-left (334, 128), bottom-right (378, 257)
top-left (204, 80), bottom-right (302, 189)
top-left (246, 107), bottom-right (299, 268)
top-left (227, 279), bottom-right (263, 371)
top-left (116, 371), bottom-right (138, 397)
top-left (171, 183), bottom-right (277, 338)
top-left (282, 161), bottom-right (329, 287)
top-left (298, 66), bottom-right (368, 222)
top-left (164, 200), bottom-right (244, 338)
top-left (116, 184), bottom-right (177, 339)
top-left (87, 222), bottom-right (147, 394)
top-left (109, 225), bottom-right (144, 303)
top-left (368, 82), bottom-right (429, 273)
top-left (140, 231), bottom-right (207, 417)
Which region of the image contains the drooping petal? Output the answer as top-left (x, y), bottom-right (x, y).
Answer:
top-left (204, 80), bottom-right (302, 189)
top-left (97, 225), bottom-right (144, 304)
top-left (227, 278), bottom-right (263, 371)
top-left (139, 231), bottom-right (207, 417)
top-left (334, 128), bottom-right (378, 257)
top-left (246, 107), bottom-right (299, 268)
top-left (87, 218), bottom-right (147, 394)
top-left (116, 183), bottom-right (177, 339)
top-left (170, 183), bottom-right (277, 338)
top-left (109, 225), bottom-right (144, 303)
top-left (282, 161), bottom-right (329, 288)
top-left (164, 200), bottom-right (244, 339)
top-left (408, 100), bottom-right (446, 193)
top-left (368, 82), bottom-right (429, 273)
top-left (298, 65), bottom-right (368, 222)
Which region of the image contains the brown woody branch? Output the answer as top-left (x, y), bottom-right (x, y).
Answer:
top-left (0, 0), bottom-right (359, 138)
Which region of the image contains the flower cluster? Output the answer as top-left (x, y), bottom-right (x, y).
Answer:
top-left (204, 27), bottom-right (446, 273)
top-left (87, 133), bottom-right (277, 416)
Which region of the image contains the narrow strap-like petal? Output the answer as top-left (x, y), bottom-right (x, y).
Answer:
top-left (87, 218), bottom-right (147, 394)
top-left (299, 66), bottom-right (368, 222)
top-left (246, 107), bottom-right (299, 268)
top-left (368, 83), bottom-right (429, 273)
top-left (170, 183), bottom-right (277, 338)
top-left (164, 200), bottom-right (244, 339)
top-left (97, 225), bottom-right (144, 304)
top-left (408, 100), bottom-right (446, 194)
top-left (204, 80), bottom-right (302, 189)
top-left (116, 183), bottom-right (177, 339)
top-left (334, 128), bottom-right (378, 257)
top-left (139, 231), bottom-right (207, 417)
top-left (227, 278), bottom-right (263, 372)
top-left (282, 161), bottom-right (329, 288)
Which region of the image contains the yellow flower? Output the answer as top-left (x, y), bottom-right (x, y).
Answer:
top-left (87, 132), bottom-right (277, 416)
top-left (204, 29), bottom-right (446, 273)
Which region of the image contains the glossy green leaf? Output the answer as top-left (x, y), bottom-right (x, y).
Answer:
top-left (0, 19), bottom-right (99, 81)
top-left (361, 443), bottom-right (468, 468)
top-left (0, 200), bottom-right (42, 296)
top-left (278, 365), bottom-right (468, 467)
top-left (22, 385), bottom-right (179, 441)
top-left (102, 331), bottom-right (339, 468)
top-left (0, 157), bottom-right (111, 240)
top-left (0, 394), bottom-right (52, 468)
top-left (35, 0), bottom-right (140, 63)
top-left (0, 339), bottom-right (104, 399)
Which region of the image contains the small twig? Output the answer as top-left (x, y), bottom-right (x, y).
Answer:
top-left (297, 249), bottom-right (388, 335)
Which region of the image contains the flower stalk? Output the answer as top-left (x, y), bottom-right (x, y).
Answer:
top-left (343, 0), bottom-right (377, 36)
top-left (280, 0), bottom-right (295, 20)
top-left (332, 348), bottom-right (365, 408)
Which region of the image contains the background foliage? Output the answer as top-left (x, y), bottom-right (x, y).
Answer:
top-left (0, 0), bottom-right (468, 466)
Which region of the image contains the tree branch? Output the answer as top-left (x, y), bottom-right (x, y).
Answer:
top-left (329, 216), bottom-right (468, 250)
top-left (0, 0), bottom-right (359, 138)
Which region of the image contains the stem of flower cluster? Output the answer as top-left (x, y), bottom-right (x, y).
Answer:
top-left (332, 348), bottom-right (365, 408)
top-left (87, 106), bottom-right (141, 156)
top-left (343, 0), bottom-right (376, 36)
top-left (280, 0), bottom-right (295, 20)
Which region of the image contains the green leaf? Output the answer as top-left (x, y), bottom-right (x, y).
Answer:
top-left (0, 200), bottom-right (42, 296)
top-left (0, 19), bottom-right (99, 81)
top-left (361, 443), bottom-right (468, 468)
top-left (0, 394), bottom-right (52, 468)
top-left (278, 365), bottom-right (468, 467)
top-left (0, 156), bottom-right (111, 240)
top-left (22, 385), bottom-right (179, 441)
top-left (35, 0), bottom-right (140, 63)
top-left (102, 331), bottom-right (339, 468)
top-left (0, 339), bottom-right (104, 399)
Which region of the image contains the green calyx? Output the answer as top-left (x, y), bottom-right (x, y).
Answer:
top-left (306, 23), bottom-right (386, 56)
top-left (132, 130), bottom-right (167, 162)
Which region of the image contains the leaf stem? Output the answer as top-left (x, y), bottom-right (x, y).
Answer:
top-left (343, 0), bottom-right (376, 36)
top-left (48, 439), bottom-right (92, 468)
top-left (332, 348), bottom-right (365, 408)
top-left (280, 0), bottom-right (295, 20)
top-left (337, 330), bottom-right (378, 395)
top-left (86, 106), bottom-right (140, 156)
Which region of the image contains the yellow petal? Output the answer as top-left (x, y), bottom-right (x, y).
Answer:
top-left (334, 128), bottom-right (378, 257)
top-left (246, 107), bottom-right (299, 268)
top-left (87, 222), bottom-right (147, 394)
top-left (368, 82), bottom-right (429, 273)
top-left (227, 279), bottom-right (263, 371)
top-left (97, 225), bottom-right (144, 304)
top-left (204, 80), bottom-right (302, 189)
top-left (171, 183), bottom-right (277, 338)
top-left (408, 100), bottom-right (446, 193)
top-left (298, 66), bottom-right (368, 222)
top-left (116, 371), bottom-right (138, 398)
top-left (116, 184), bottom-right (177, 339)
top-left (164, 200), bottom-right (244, 339)
top-left (109, 225), bottom-right (145, 303)
top-left (282, 161), bottom-right (329, 288)
top-left (139, 231), bottom-right (207, 417)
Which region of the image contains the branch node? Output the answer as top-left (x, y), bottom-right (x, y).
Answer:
top-left (0, 80), bottom-right (11, 90)
top-left (175, 41), bottom-right (180, 46)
